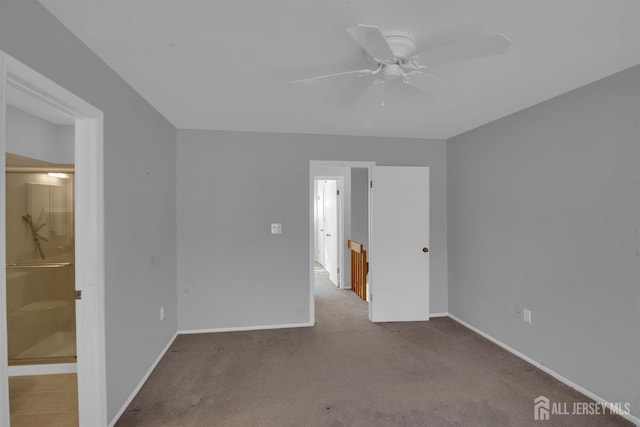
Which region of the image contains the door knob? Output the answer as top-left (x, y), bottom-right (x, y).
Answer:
top-left (422, 247), bottom-right (429, 253)
top-left (326, 234), bottom-right (331, 237)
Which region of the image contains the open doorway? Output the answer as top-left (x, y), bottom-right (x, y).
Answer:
top-left (314, 178), bottom-right (341, 287)
top-left (5, 104), bottom-right (78, 424)
top-left (0, 51), bottom-right (106, 426)
top-left (308, 161), bottom-right (375, 324)
top-left (309, 162), bottom-right (432, 325)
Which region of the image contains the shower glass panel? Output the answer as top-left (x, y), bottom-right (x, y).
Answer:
top-left (6, 169), bottom-right (76, 365)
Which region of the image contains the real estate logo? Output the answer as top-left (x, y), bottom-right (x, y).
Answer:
top-left (533, 395), bottom-right (631, 421)
top-left (534, 395), bottom-right (550, 421)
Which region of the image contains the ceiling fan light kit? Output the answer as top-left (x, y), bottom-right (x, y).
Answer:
top-left (289, 24), bottom-right (512, 106)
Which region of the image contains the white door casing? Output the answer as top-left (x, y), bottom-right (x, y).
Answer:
top-left (369, 166), bottom-right (430, 322)
top-left (0, 51), bottom-right (107, 427)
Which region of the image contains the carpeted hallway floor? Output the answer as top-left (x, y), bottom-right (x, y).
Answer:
top-left (115, 266), bottom-right (631, 426)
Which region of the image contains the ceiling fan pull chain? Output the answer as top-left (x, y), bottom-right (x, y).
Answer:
top-left (381, 82), bottom-right (386, 107)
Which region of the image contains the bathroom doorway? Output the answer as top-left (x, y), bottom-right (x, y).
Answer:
top-left (6, 156), bottom-right (78, 424)
top-left (4, 87), bottom-right (78, 425)
top-left (0, 52), bottom-right (107, 426)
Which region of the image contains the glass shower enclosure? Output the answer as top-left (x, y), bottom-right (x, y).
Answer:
top-left (5, 167), bottom-right (76, 366)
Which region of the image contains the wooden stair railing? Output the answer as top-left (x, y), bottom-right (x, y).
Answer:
top-left (348, 240), bottom-right (368, 301)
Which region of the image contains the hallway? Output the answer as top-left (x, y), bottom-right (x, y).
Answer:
top-left (314, 260), bottom-right (369, 324)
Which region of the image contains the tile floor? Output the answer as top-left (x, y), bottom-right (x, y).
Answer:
top-left (9, 373), bottom-right (78, 427)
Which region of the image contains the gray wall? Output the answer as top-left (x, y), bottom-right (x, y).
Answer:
top-left (0, 1), bottom-right (178, 422)
top-left (448, 65), bottom-right (640, 416)
top-left (6, 106), bottom-right (74, 164)
top-left (177, 130), bottom-right (447, 330)
top-left (351, 168), bottom-right (369, 249)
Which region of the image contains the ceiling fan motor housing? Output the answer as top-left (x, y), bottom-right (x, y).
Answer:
top-left (383, 64), bottom-right (402, 81)
top-left (362, 32), bottom-right (418, 82)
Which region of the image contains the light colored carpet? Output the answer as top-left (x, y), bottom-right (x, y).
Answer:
top-left (115, 268), bottom-right (631, 426)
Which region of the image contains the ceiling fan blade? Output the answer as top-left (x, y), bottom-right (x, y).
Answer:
top-left (405, 72), bottom-right (455, 97)
top-left (414, 34), bottom-right (512, 67)
top-left (346, 25), bottom-right (395, 61)
top-left (355, 79), bottom-right (387, 109)
top-left (289, 68), bottom-right (376, 86)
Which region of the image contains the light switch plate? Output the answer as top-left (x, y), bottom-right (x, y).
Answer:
top-left (271, 223), bottom-right (282, 234)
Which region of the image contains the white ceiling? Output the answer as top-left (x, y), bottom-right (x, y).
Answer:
top-left (40, 0), bottom-right (640, 139)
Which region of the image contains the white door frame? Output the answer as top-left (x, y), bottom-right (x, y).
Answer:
top-left (0, 51), bottom-right (107, 426)
top-left (308, 161), bottom-right (375, 324)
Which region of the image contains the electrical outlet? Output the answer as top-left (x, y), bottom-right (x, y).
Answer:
top-left (271, 223), bottom-right (282, 234)
top-left (160, 306), bottom-right (165, 321)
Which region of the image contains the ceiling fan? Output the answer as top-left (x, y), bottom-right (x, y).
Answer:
top-left (289, 25), bottom-right (512, 106)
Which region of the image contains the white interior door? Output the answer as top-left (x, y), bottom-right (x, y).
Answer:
top-left (313, 180), bottom-right (322, 263)
top-left (315, 180), bottom-right (326, 266)
top-left (369, 166), bottom-right (429, 322)
top-left (323, 180), bottom-right (339, 286)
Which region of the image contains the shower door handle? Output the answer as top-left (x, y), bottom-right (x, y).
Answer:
top-left (7, 262), bottom-right (72, 269)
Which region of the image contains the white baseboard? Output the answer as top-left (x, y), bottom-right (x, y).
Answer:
top-left (8, 363), bottom-right (76, 377)
top-left (448, 313), bottom-right (640, 426)
top-left (107, 316), bottom-right (639, 427)
top-left (179, 322), bottom-right (313, 335)
top-left (108, 332), bottom-right (178, 427)
top-left (429, 312), bottom-right (449, 318)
